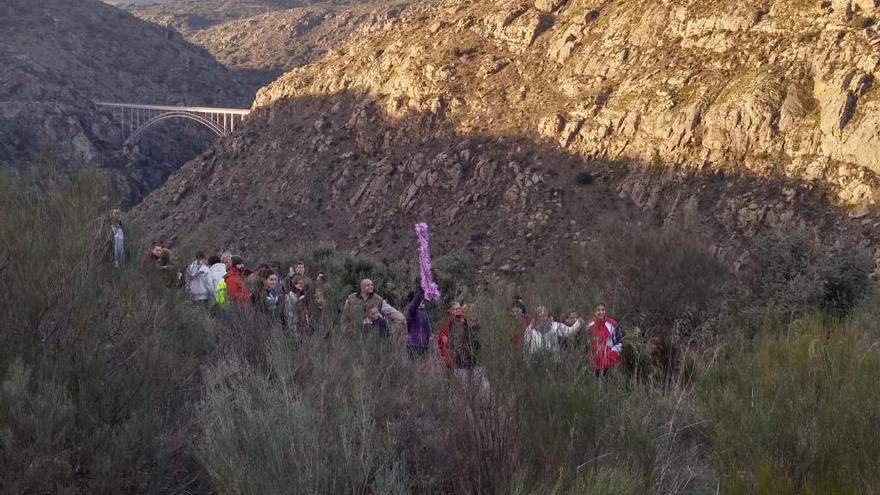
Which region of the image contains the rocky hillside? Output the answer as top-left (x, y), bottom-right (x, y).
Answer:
top-left (127, 1), bottom-right (412, 93)
top-left (126, 0), bottom-right (369, 32)
top-left (190, 2), bottom-right (412, 73)
top-left (135, 0), bottom-right (880, 273)
top-left (0, 0), bottom-right (250, 203)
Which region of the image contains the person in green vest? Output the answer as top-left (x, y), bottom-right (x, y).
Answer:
top-left (341, 278), bottom-right (405, 334)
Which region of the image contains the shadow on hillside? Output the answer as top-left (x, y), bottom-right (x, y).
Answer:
top-left (134, 89), bottom-right (878, 277)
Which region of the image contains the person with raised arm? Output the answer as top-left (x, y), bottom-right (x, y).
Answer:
top-left (523, 305), bottom-right (583, 360)
top-left (405, 285), bottom-right (432, 358)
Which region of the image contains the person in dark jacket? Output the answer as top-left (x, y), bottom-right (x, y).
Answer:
top-left (139, 241), bottom-right (163, 279)
top-left (438, 301), bottom-right (479, 369)
top-left (251, 269), bottom-right (284, 327)
top-left (284, 275), bottom-right (313, 339)
top-left (362, 302), bottom-right (389, 338)
top-left (405, 287), bottom-right (432, 358)
top-left (158, 248), bottom-right (182, 289)
top-left (283, 260), bottom-right (312, 293)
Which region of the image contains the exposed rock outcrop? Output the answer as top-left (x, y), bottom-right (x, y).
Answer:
top-left (135, 0), bottom-right (880, 272)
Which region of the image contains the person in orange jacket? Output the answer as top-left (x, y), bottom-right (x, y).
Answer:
top-left (224, 256), bottom-right (251, 303)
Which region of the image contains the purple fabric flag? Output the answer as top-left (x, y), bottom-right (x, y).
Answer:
top-left (415, 222), bottom-right (441, 301)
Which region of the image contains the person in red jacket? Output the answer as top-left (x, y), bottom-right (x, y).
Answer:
top-left (585, 302), bottom-right (623, 379)
top-left (437, 301), bottom-right (488, 391)
top-left (224, 256), bottom-right (251, 303)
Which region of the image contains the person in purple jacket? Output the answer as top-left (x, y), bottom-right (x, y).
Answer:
top-left (405, 286), bottom-right (432, 358)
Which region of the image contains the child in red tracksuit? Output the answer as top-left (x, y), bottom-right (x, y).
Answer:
top-left (585, 303), bottom-right (623, 379)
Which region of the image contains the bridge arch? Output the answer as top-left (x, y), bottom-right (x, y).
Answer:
top-left (95, 101), bottom-right (251, 148)
top-left (127, 111), bottom-right (226, 145)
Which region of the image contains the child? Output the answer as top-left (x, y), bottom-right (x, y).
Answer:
top-left (363, 302), bottom-right (389, 338)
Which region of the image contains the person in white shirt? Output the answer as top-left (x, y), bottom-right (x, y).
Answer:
top-left (523, 305), bottom-right (582, 360)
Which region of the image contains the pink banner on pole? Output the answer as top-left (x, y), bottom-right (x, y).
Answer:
top-left (415, 222), bottom-right (441, 301)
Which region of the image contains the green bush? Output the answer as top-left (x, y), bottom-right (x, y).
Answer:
top-left (196, 300), bottom-right (721, 495)
top-left (553, 219), bottom-right (732, 340)
top-left (701, 311), bottom-right (880, 493)
top-left (749, 228), bottom-right (872, 320)
top-left (0, 169), bottom-right (214, 492)
top-left (4, 166), bottom-right (880, 495)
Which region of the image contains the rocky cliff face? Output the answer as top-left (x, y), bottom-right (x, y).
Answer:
top-left (127, 1), bottom-right (414, 95)
top-left (134, 0), bottom-right (880, 272)
top-left (0, 0), bottom-right (250, 203)
top-left (189, 2), bottom-right (412, 73)
top-left (125, 0), bottom-right (379, 33)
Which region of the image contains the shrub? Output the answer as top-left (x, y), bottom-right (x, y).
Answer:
top-left (580, 219), bottom-right (731, 336)
top-left (197, 299), bottom-right (717, 495)
top-left (0, 169), bottom-right (214, 492)
top-left (749, 228), bottom-right (872, 320)
top-left (701, 312), bottom-right (880, 492)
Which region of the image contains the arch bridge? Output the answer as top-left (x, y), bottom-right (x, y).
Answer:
top-left (95, 101), bottom-right (251, 146)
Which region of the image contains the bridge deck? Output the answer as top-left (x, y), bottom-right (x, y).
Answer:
top-left (95, 101), bottom-right (251, 115)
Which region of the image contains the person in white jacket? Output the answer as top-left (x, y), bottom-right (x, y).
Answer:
top-left (206, 254), bottom-right (227, 298)
top-left (185, 251), bottom-right (213, 303)
top-left (524, 306), bottom-right (582, 359)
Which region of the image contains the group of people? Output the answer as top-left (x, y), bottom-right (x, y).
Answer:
top-left (135, 240), bottom-right (625, 384)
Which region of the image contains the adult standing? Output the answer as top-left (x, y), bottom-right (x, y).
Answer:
top-left (207, 255), bottom-right (227, 297)
top-left (341, 279), bottom-right (405, 333)
top-left (109, 209), bottom-right (124, 269)
top-left (509, 297), bottom-right (532, 348)
top-left (139, 241), bottom-right (163, 279)
top-left (251, 270), bottom-right (284, 326)
top-left (284, 275), bottom-right (313, 339)
top-left (437, 301), bottom-right (487, 391)
top-left (224, 256), bottom-right (251, 303)
top-left (185, 251), bottom-right (212, 303)
top-left (405, 286), bottom-right (432, 358)
top-left (283, 260), bottom-right (312, 293)
top-left (158, 248), bottom-right (182, 289)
